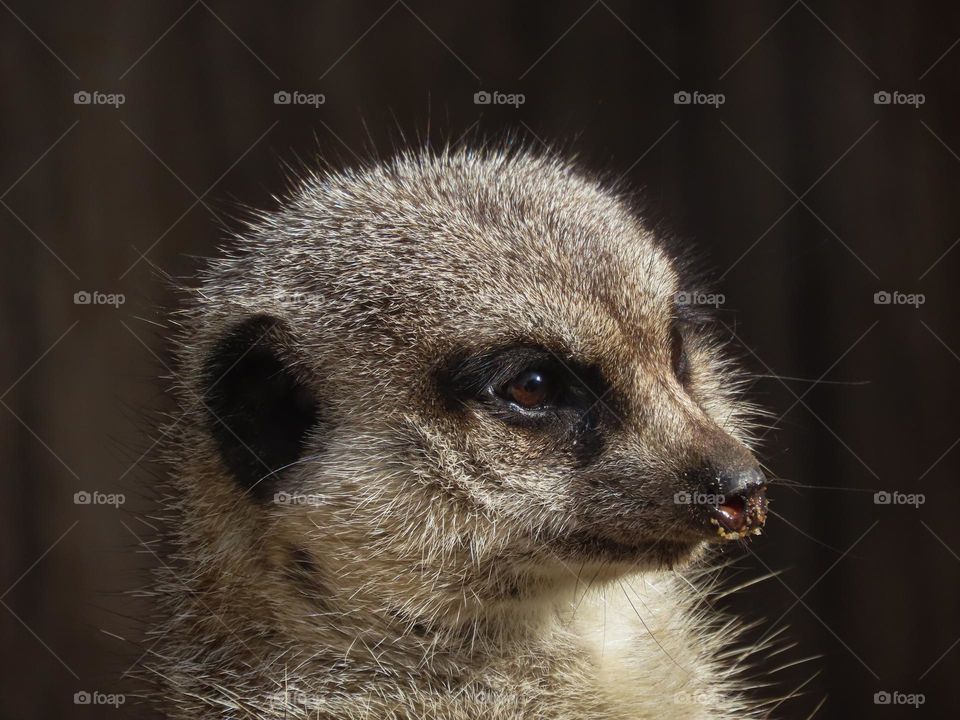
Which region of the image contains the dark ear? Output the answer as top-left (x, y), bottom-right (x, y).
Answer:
top-left (201, 315), bottom-right (318, 500)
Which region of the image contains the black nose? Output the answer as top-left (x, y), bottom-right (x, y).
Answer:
top-left (718, 466), bottom-right (766, 502)
top-left (686, 464), bottom-right (768, 538)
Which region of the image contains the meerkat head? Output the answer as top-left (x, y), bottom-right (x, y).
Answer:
top-left (172, 147), bottom-right (766, 631)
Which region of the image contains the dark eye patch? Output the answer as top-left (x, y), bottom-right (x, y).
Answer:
top-left (438, 345), bottom-right (616, 434)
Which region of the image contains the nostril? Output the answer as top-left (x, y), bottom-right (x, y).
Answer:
top-left (712, 467), bottom-right (767, 537)
top-left (685, 463), bottom-right (768, 539)
top-left (716, 495), bottom-right (747, 531)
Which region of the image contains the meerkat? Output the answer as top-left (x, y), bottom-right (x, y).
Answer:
top-left (145, 145), bottom-right (776, 719)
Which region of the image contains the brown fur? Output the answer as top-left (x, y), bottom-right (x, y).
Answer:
top-left (145, 146), bottom-right (781, 718)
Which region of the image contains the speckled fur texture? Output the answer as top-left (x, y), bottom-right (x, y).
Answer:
top-left (145, 146), bottom-right (789, 719)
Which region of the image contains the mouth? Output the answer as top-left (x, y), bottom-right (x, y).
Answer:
top-left (545, 484), bottom-right (769, 565)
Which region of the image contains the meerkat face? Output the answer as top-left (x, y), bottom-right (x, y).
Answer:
top-left (187, 150), bottom-right (766, 610)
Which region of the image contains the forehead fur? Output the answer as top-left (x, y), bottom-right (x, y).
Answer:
top-left (199, 149), bottom-right (681, 368)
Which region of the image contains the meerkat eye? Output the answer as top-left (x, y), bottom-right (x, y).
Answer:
top-left (670, 326), bottom-right (690, 385)
top-left (503, 369), bottom-right (554, 409)
top-left (441, 346), bottom-right (610, 421)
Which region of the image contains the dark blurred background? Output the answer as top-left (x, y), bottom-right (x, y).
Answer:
top-left (2, 1), bottom-right (959, 717)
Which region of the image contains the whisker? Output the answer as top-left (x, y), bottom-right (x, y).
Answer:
top-left (617, 581), bottom-right (689, 677)
top-left (758, 670), bottom-right (822, 717)
top-left (768, 480), bottom-right (876, 493)
top-left (767, 654), bottom-right (825, 675)
top-left (711, 570), bottom-right (784, 601)
top-left (743, 374), bottom-right (869, 386)
top-left (803, 695), bottom-right (829, 720)
top-left (766, 509), bottom-right (857, 556)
